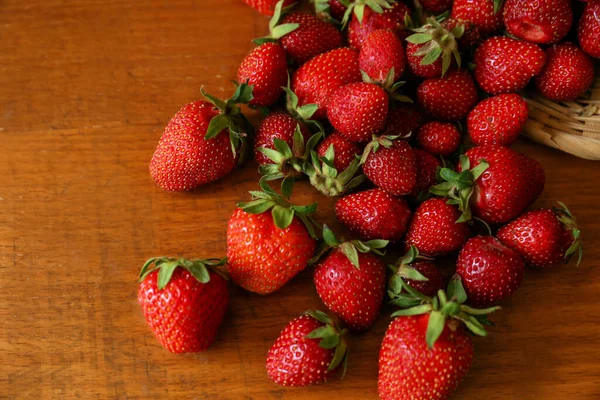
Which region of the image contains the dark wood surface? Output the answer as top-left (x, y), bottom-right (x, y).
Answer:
top-left (1, 1), bottom-right (599, 399)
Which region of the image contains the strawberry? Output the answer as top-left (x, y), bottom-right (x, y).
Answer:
top-left (497, 202), bottom-right (583, 268)
top-left (313, 0), bottom-right (348, 21)
top-left (267, 310), bottom-right (349, 386)
top-left (238, 42), bottom-right (288, 107)
top-left (138, 257), bottom-right (229, 354)
top-left (410, 148), bottom-right (442, 197)
top-left (417, 69), bottom-right (479, 121)
top-left (456, 235), bottom-right (525, 307)
top-left (327, 82), bottom-right (389, 143)
top-left (361, 136), bottom-right (417, 196)
top-left (347, 2), bottom-right (411, 49)
top-left (335, 188), bottom-right (412, 241)
top-left (359, 29), bottom-right (406, 83)
top-left (313, 227), bottom-right (388, 330)
top-left (416, 121), bottom-right (461, 157)
top-left (420, 0), bottom-right (453, 13)
top-left (292, 47), bottom-right (361, 120)
top-left (467, 93), bottom-right (529, 146)
top-left (503, 0), bottom-right (573, 45)
top-left (534, 43), bottom-right (595, 102)
top-left (451, 0), bottom-right (504, 34)
top-left (578, 1), bottom-right (600, 58)
top-left (442, 18), bottom-right (481, 51)
top-left (474, 36), bottom-right (547, 95)
top-left (254, 111), bottom-right (312, 166)
top-left (316, 131), bottom-right (362, 172)
top-left (382, 104), bottom-right (425, 138)
top-left (432, 148), bottom-right (545, 225)
top-left (242, 0), bottom-right (295, 16)
top-left (150, 84), bottom-right (253, 192)
top-left (388, 246), bottom-right (446, 299)
top-left (226, 182), bottom-right (317, 294)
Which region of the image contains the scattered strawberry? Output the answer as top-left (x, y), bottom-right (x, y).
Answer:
top-left (497, 202), bottom-right (583, 268)
top-left (226, 182), bottom-right (317, 294)
top-left (238, 42), bottom-right (288, 107)
top-left (316, 131), bottom-right (362, 172)
top-left (381, 104), bottom-right (425, 138)
top-left (417, 69), bottom-right (479, 121)
top-left (242, 0), bottom-right (295, 16)
top-left (388, 246), bottom-right (446, 299)
top-left (474, 36), bottom-right (547, 95)
top-left (292, 47), bottom-right (361, 120)
top-left (335, 188), bottom-right (412, 241)
top-left (359, 29), bottom-right (406, 83)
top-left (456, 235), bottom-right (525, 307)
top-left (578, 1), bottom-right (600, 58)
top-left (314, 227), bottom-right (388, 330)
top-left (534, 42), bottom-right (595, 102)
top-left (138, 257), bottom-right (229, 353)
top-left (416, 121), bottom-right (461, 157)
top-left (404, 198), bottom-right (471, 257)
top-left (347, 2), bottom-right (411, 49)
top-left (254, 111), bottom-right (312, 166)
top-left (420, 0), bottom-right (453, 13)
top-left (327, 82), bottom-right (389, 143)
top-left (467, 93), bottom-right (529, 146)
top-left (410, 148), bottom-right (442, 197)
top-left (267, 310), bottom-right (349, 386)
top-left (442, 18), bottom-right (481, 51)
top-left (150, 84), bottom-right (253, 192)
top-left (503, 0), bottom-right (573, 44)
top-left (451, 0), bottom-right (504, 34)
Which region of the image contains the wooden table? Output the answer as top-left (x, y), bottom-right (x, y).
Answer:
top-left (1, 1), bottom-right (599, 399)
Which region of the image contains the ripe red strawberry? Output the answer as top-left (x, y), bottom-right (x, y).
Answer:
top-left (138, 257), bottom-right (229, 354)
top-left (316, 131), bottom-right (362, 172)
top-left (226, 182), bottom-right (317, 294)
top-left (335, 188), bottom-right (412, 241)
top-left (382, 104), bottom-right (425, 138)
top-left (578, 1), bottom-right (600, 58)
top-left (503, 0), bottom-right (573, 44)
top-left (410, 148), bottom-right (442, 197)
top-left (327, 82), bottom-right (389, 143)
top-left (467, 93), bottom-right (529, 146)
top-left (267, 310), bottom-right (349, 386)
top-left (314, 227), bottom-right (388, 330)
top-left (443, 18), bottom-right (481, 51)
top-left (254, 111), bottom-right (311, 166)
top-left (361, 136), bottom-right (417, 196)
top-left (474, 36), bottom-right (547, 95)
top-left (242, 0), bottom-right (294, 16)
top-left (417, 69), bottom-right (479, 121)
top-left (238, 42), bottom-right (288, 107)
top-left (347, 2), bottom-right (411, 49)
top-left (404, 198), bottom-right (471, 257)
top-left (359, 29), bottom-right (406, 83)
top-left (388, 246), bottom-right (446, 298)
top-left (150, 84), bottom-right (253, 192)
top-left (292, 47), bottom-right (361, 120)
top-left (420, 0), bottom-right (453, 13)
top-left (456, 235), bottom-right (525, 307)
top-left (416, 121), bottom-right (461, 157)
top-left (451, 0), bottom-right (504, 34)
top-left (534, 43), bottom-right (595, 102)
top-left (497, 202), bottom-right (583, 268)
top-left (313, 0), bottom-right (347, 21)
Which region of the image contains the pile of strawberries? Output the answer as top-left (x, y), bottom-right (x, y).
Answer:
top-left (140, 0), bottom-right (594, 398)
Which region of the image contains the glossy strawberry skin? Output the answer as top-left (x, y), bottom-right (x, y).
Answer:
top-left (226, 209), bottom-right (316, 295)
top-left (150, 101), bottom-right (238, 192)
top-left (359, 29), bottom-right (406, 83)
top-left (456, 236), bottom-right (525, 307)
top-left (335, 188), bottom-right (412, 241)
top-left (467, 94), bottom-right (529, 146)
top-left (238, 43), bottom-right (288, 107)
top-left (280, 12), bottom-right (343, 65)
top-left (292, 47), bottom-right (361, 120)
top-left (503, 0), bottom-right (573, 45)
top-left (378, 315), bottom-right (474, 400)
top-left (417, 69), bottom-right (479, 122)
top-left (534, 43), bottom-right (595, 102)
top-left (474, 36), bottom-right (547, 95)
top-left (420, 0), bottom-right (453, 13)
top-left (242, 0), bottom-right (294, 16)
top-left (254, 112), bottom-right (311, 166)
top-left (138, 268), bottom-right (229, 354)
top-left (406, 42), bottom-right (445, 79)
top-left (382, 105), bottom-right (425, 139)
top-left (497, 209), bottom-right (574, 268)
top-left (267, 315), bottom-right (338, 386)
top-left (416, 121), bottom-right (461, 157)
top-left (348, 2), bottom-right (411, 49)
top-left (402, 260), bottom-right (446, 297)
top-left (410, 149), bottom-right (442, 197)
top-left (316, 131), bottom-right (362, 171)
top-left (314, 250), bottom-right (386, 330)
top-left (404, 198), bottom-right (471, 257)
top-left (461, 145), bottom-right (545, 224)
top-left (451, 0), bottom-right (504, 34)
top-left (363, 140), bottom-right (417, 196)
top-left (328, 82), bottom-right (389, 143)
top-left (578, 1), bottom-right (600, 58)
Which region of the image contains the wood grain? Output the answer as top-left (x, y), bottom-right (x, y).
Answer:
top-left (1, 1), bottom-right (599, 399)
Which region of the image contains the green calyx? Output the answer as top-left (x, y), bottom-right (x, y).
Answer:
top-left (304, 145), bottom-right (366, 197)
top-left (391, 275), bottom-right (500, 348)
top-left (387, 246), bottom-right (432, 308)
top-left (318, 225), bottom-right (388, 269)
top-left (311, 0), bottom-right (344, 24)
top-left (254, 0), bottom-right (300, 45)
top-left (359, 134), bottom-right (400, 165)
top-left (238, 180), bottom-right (319, 238)
top-left (360, 69), bottom-right (413, 103)
top-left (406, 17), bottom-right (463, 77)
top-left (493, 0), bottom-right (505, 14)
top-left (429, 155), bottom-right (489, 223)
top-left (304, 310), bottom-right (349, 376)
top-left (341, 0), bottom-right (394, 28)
top-left (554, 201), bottom-right (583, 266)
top-left (139, 257), bottom-right (228, 290)
top-left (201, 82), bottom-right (255, 160)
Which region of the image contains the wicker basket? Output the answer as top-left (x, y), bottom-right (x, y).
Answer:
top-left (521, 65), bottom-right (600, 160)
